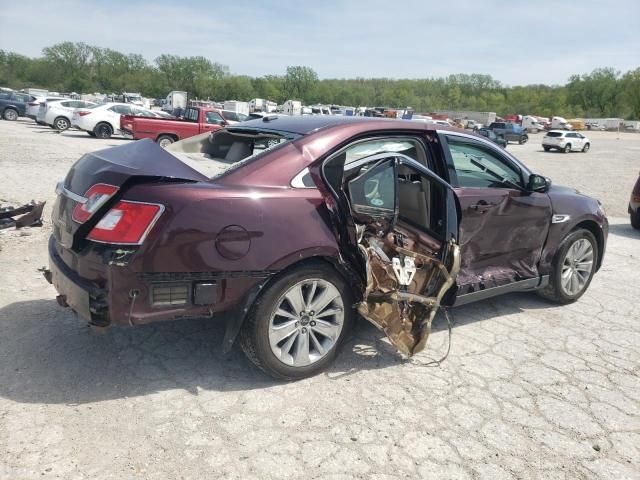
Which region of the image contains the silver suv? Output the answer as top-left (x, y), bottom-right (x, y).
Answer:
top-left (542, 130), bottom-right (590, 153)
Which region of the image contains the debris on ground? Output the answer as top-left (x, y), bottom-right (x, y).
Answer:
top-left (0, 201), bottom-right (46, 230)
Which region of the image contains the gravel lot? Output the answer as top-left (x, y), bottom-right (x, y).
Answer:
top-left (1, 119), bottom-right (639, 480)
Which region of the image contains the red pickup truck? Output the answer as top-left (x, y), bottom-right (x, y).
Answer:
top-left (121, 106), bottom-right (228, 147)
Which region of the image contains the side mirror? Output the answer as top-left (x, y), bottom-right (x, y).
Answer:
top-left (528, 174), bottom-right (551, 193)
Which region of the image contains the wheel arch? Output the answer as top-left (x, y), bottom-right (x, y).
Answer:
top-left (572, 219), bottom-right (604, 271)
top-left (156, 133), bottom-right (179, 142)
top-left (221, 254), bottom-right (363, 354)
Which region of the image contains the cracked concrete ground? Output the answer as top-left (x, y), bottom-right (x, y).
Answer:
top-left (0, 120), bottom-right (639, 479)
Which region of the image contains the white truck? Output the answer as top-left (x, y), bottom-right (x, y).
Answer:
top-left (283, 100), bottom-right (302, 116)
top-left (223, 101), bottom-right (250, 116)
top-left (522, 115), bottom-right (546, 132)
top-left (551, 116), bottom-right (572, 130)
top-left (163, 91), bottom-right (188, 113)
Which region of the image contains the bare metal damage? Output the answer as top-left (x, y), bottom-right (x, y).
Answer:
top-left (355, 224), bottom-right (461, 356)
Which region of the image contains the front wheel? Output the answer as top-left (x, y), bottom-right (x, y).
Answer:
top-left (563, 143), bottom-right (572, 153)
top-left (631, 209), bottom-right (640, 230)
top-left (538, 229), bottom-right (597, 304)
top-left (87, 131), bottom-right (96, 137)
top-left (240, 263), bottom-right (354, 380)
top-left (582, 143), bottom-right (590, 153)
top-left (543, 146), bottom-right (551, 152)
top-left (519, 135), bottom-right (528, 145)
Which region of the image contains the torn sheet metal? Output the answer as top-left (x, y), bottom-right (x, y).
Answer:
top-left (356, 226), bottom-right (460, 356)
top-left (0, 201), bottom-right (45, 229)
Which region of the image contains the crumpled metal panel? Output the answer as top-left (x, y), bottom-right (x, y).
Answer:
top-left (356, 229), bottom-right (460, 356)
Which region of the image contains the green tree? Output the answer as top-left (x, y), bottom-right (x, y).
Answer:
top-left (283, 66), bottom-right (318, 101)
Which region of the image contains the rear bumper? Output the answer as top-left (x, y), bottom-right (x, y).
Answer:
top-left (45, 235), bottom-right (266, 327)
top-left (46, 236), bottom-right (108, 324)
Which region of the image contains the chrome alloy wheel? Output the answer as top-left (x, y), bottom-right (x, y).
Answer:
top-left (268, 278), bottom-right (344, 367)
top-left (560, 238), bottom-right (594, 296)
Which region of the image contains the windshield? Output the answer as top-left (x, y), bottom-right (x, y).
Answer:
top-left (165, 128), bottom-right (300, 180)
top-left (546, 132), bottom-right (563, 137)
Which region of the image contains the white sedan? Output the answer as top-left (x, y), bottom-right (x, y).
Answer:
top-left (38, 99), bottom-right (97, 130)
top-left (72, 103), bottom-right (173, 138)
top-left (542, 130), bottom-right (591, 153)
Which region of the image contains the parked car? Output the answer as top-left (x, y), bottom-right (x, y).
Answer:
top-left (487, 122), bottom-right (529, 144)
top-left (26, 96), bottom-right (65, 122)
top-left (71, 103), bottom-right (155, 138)
top-left (120, 106), bottom-right (227, 147)
top-left (38, 99), bottom-right (97, 130)
top-left (476, 127), bottom-right (507, 148)
top-left (0, 91), bottom-right (35, 121)
top-left (630, 174), bottom-right (640, 230)
top-left (44, 116), bottom-right (608, 379)
top-left (220, 110), bottom-right (250, 124)
top-left (542, 131), bottom-right (590, 153)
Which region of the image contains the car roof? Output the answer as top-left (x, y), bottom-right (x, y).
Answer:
top-left (237, 115), bottom-right (441, 135)
top-left (547, 130), bottom-right (568, 134)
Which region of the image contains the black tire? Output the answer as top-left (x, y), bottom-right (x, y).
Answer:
top-left (538, 228), bottom-right (598, 304)
top-left (157, 134), bottom-right (175, 148)
top-left (518, 135), bottom-right (528, 145)
top-left (239, 262), bottom-right (354, 380)
top-left (582, 143), bottom-right (590, 153)
top-left (3, 108), bottom-right (18, 121)
top-left (94, 122), bottom-right (113, 139)
top-left (54, 116), bottom-right (70, 131)
top-left (631, 209), bottom-right (640, 230)
top-left (87, 131), bottom-right (96, 137)
top-left (543, 146), bottom-right (551, 152)
top-left (563, 143), bottom-right (572, 153)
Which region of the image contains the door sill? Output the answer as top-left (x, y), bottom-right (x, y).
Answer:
top-left (454, 276), bottom-right (549, 307)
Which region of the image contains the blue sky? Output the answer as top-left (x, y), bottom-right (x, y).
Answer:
top-left (0, 0), bottom-right (638, 85)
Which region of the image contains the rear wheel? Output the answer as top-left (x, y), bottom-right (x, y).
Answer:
top-left (94, 122), bottom-right (113, 139)
top-left (3, 109), bottom-right (18, 121)
top-left (518, 135), bottom-right (528, 144)
top-left (543, 146), bottom-right (551, 152)
top-left (87, 131), bottom-right (96, 137)
top-left (563, 143), bottom-right (572, 153)
top-left (240, 263), bottom-right (353, 380)
top-left (54, 116), bottom-right (70, 131)
top-left (538, 229), bottom-right (597, 304)
top-left (582, 143), bottom-right (590, 153)
top-left (157, 135), bottom-right (175, 148)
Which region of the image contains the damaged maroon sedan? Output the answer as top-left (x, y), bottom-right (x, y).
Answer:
top-left (45, 116), bottom-right (608, 379)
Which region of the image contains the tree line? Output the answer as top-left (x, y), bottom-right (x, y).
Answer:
top-left (1, 42), bottom-right (638, 119)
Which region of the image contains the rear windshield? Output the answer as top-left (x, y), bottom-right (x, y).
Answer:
top-left (165, 128), bottom-right (300, 179)
top-left (546, 132), bottom-right (563, 137)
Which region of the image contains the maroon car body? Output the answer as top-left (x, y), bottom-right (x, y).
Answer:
top-left (629, 173), bottom-right (640, 229)
top-left (45, 116), bottom-right (608, 378)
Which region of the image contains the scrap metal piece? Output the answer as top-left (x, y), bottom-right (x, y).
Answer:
top-left (0, 201), bottom-right (46, 228)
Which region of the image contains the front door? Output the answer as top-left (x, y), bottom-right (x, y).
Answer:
top-left (311, 137), bottom-right (461, 355)
top-left (441, 134), bottom-right (552, 293)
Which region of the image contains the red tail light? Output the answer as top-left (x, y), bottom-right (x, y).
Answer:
top-left (72, 184), bottom-right (119, 223)
top-left (87, 201), bottom-right (164, 245)
top-left (78, 111), bottom-right (92, 117)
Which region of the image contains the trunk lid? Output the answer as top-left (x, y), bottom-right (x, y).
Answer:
top-left (52, 139), bottom-right (207, 249)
